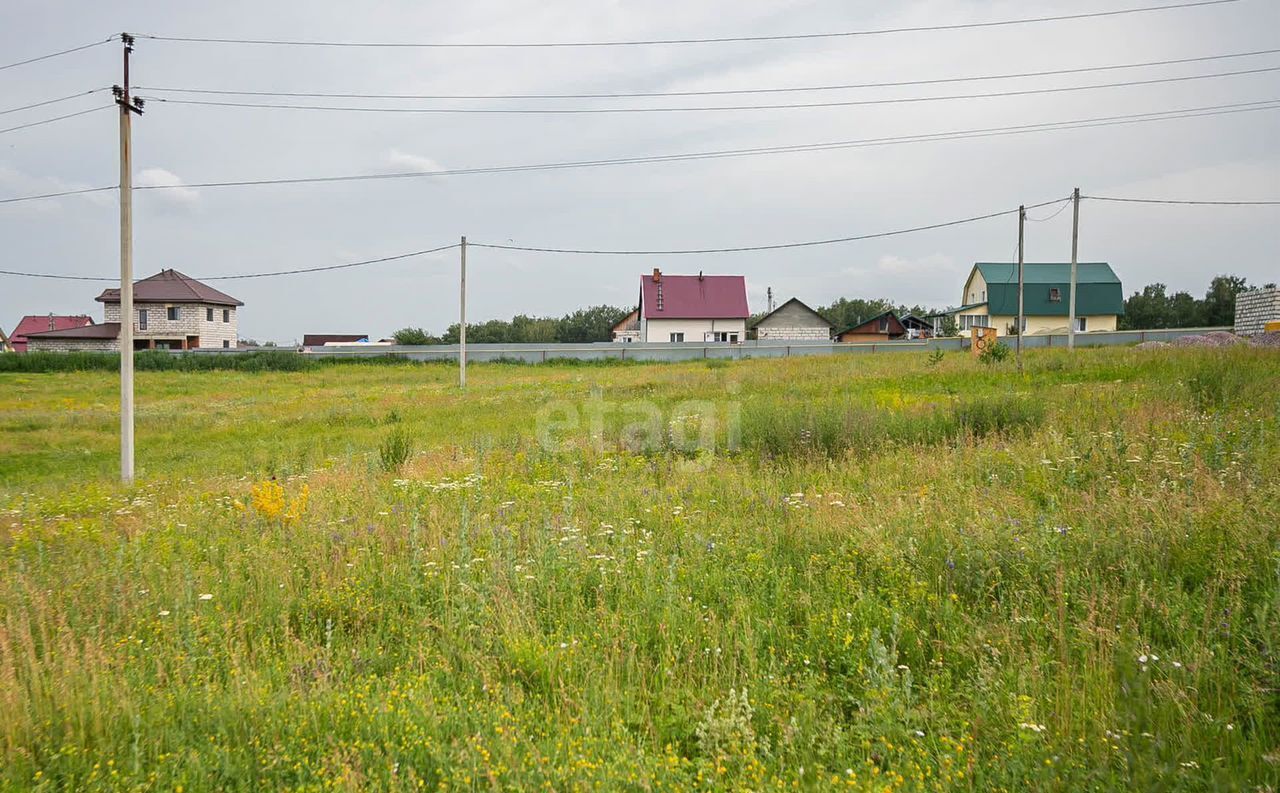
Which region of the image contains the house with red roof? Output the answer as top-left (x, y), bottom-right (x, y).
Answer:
top-left (23, 270), bottom-right (243, 352)
top-left (7, 314), bottom-right (94, 352)
top-left (637, 269), bottom-right (749, 343)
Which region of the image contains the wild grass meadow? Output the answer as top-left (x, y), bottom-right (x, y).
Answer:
top-left (1, 346), bottom-right (1278, 791)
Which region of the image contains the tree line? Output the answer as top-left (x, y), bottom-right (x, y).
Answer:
top-left (1118, 274), bottom-right (1269, 331)
top-left (393, 305), bottom-right (633, 345)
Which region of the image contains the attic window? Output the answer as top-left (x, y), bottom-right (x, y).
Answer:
top-left (879, 317), bottom-right (888, 332)
top-left (1049, 287), bottom-right (1062, 302)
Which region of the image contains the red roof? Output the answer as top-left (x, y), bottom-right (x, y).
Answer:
top-left (640, 273), bottom-right (749, 320)
top-left (96, 269), bottom-right (243, 307)
top-left (9, 314), bottom-right (94, 352)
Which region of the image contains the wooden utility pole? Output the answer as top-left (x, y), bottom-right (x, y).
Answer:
top-left (459, 236), bottom-right (467, 388)
top-left (1016, 204), bottom-right (1025, 374)
top-left (1067, 188), bottom-right (1081, 351)
top-left (114, 33), bottom-right (144, 484)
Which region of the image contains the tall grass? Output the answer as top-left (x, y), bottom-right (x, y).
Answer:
top-left (0, 345), bottom-right (1277, 790)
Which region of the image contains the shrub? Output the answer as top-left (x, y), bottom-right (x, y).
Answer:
top-left (378, 426), bottom-right (413, 472)
top-left (979, 341), bottom-right (1012, 366)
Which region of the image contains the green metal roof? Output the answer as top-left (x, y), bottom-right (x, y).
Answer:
top-left (971, 262), bottom-right (1123, 317)
top-left (923, 302), bottom-right (986, 319)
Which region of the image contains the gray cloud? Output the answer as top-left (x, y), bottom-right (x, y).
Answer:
top-left (2, 0), bottom-right (1278, 341)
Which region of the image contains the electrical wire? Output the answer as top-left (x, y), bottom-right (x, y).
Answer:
top-left (198, 243), bottom-right (460, 280)
top-left (0, 37), bottom-right (115, 72)
top-left (0, 89), bottom-right (109, 116)
top-left (136, 1), bottom-right (1238, 48)
top-left (0, 185), bottom-right (117, 206)
top-left (0, 105), bottom-right (113, 136)
top-left (1026, 199), bottom-right (1073, 222)
top-left (132, 47), bottom-right (1280, 101)
top-left (137, 66), bottom-right (1280, 115)
top-left (1084, 195), bottom-right (1280, 205)
top-left (3, 98), bottom-right (1277, 206)
top-left (0, 244), bottom-right (461, 283)
top-left (470, 198), bottom-right (1067, 255)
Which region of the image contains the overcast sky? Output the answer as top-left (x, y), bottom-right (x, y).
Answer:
top-left (2, 0), bottom-right (1278, 342)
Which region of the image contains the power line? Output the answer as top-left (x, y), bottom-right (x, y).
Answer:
top-left (0, 36), bottom-right (115, 72)
top-left (1084, 195), bottom-right (1280, 205)
top-left (1026, 200), bottom-right (1074, 222)
top-left (132, 47), bottom-right (1280, 101)
top-left (136, 1), bottom-right (1239, 48)
top-left (0, 88), bottom-right (108, 117)
top-left (2, 98), bottom-right (1276, 206)
top-left (200, 243), bottom-right (460, 280)
top-left (137, 66), bottom-right (1280, 115)
top-left (471, 198), bottom-right (1069, 255)
top-left (0, 105), bottom-right (113, 136)
top-left (0, 185), bottom-right (117, 206)
top-left (0, 244), bottom-right (461, 283)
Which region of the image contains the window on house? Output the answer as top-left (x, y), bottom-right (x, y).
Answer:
top-left (959, 315), bottom-right (990, 330)
top-left (206, 308), bottom-right (214, 321)
top-left (669, 332), bottom-right (684, 343)
top-left (138, 309), bottom-right (148, 330)
top-left (981, 290), bottom-right (986, 302)
top-left (1076, 317), bottom-right (1087, 332)
top-left (223, 340), bottom-right (230, 348)
top-left (1020, 317), bottom-right (1028, 333)
top-left (1049, 287), bottom-right (1062, 302)
top-left (222, 309), bottom-right (230, 323)
top-left (729, 333), bottom-right (739, 343)
top-left (878, 317), bottom-right (889, 333)
top-left (167, 306), bottom-right (179, 321)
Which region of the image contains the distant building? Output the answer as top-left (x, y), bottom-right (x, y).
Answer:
top-left (611, 309), bottom-right (640, 343)
top-left (637, 269), bottom-right (749, 343)
top-left (836, 311), bottom-right (907, 343)
top-left (302, 334), bottom-right (369, 348)
top-left (927, 262), bottom-right (1123, 337)
top-left (898, 314), bottom-right (935, 339)
top-left (8, 314), bottom-right (93, 352)
top-left (25, 270), bottom-right (242, 352)
top-left (751, 298), bottom-right (833, 341)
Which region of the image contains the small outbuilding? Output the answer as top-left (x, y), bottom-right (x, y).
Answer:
top-left (751, 298), bottom-right (834, 341)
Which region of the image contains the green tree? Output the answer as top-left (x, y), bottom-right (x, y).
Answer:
top-left (556, 305), bottom-right (633, 343)
top-left (1200, 275), bottom-right (1249, 327)
top-left (392, 327), bottom-right (439, 345)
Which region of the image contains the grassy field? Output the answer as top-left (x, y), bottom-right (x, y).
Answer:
top-left (1, 346), bottom-right (1278, 791)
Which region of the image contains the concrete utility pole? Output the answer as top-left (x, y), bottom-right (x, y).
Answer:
top-left (114, 33), bottom-right (144, 484)
top-left (1067, 187), bottom-right (1081, 351)
top-left (459, 236), bottom-right (467, 388)
top-left (1016, 204), bottom-right (1025, 374)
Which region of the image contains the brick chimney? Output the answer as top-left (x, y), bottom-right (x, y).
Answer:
top-left (652, 268), bottom-right (661, 283)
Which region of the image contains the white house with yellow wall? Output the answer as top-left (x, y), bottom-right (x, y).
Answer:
top-left (929, 262), bottom-right (1123, 337)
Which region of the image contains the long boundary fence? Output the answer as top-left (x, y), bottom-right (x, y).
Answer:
top-left (180, 326), bottom-right (1231, 364)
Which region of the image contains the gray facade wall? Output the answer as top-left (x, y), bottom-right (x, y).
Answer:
top-left (104, 302), bottom-right (238, 348)
top-left (755, 301), bottom-right (832, 340)
top-left (1234, 287), bottom-right (1280, 336)
top-left (27, 337), bottom-right (119, 352)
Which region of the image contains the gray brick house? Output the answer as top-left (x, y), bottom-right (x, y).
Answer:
top-left (25, 270), bottom-right (243, 351)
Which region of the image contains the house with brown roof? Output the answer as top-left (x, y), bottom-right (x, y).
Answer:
top-left (7, 314), bottom-right (94, 352)
top-left (301, 334), bottom-right (369, 348)
top-left (24, 270), bottom-right (243, 352)
top-left (637, 269), bottom-right (749, 343)
top-left (835, 310), bottom-right (907, 343)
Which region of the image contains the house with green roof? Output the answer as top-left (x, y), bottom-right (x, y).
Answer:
top-left (929, 262), bottom-right (1123, 337)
